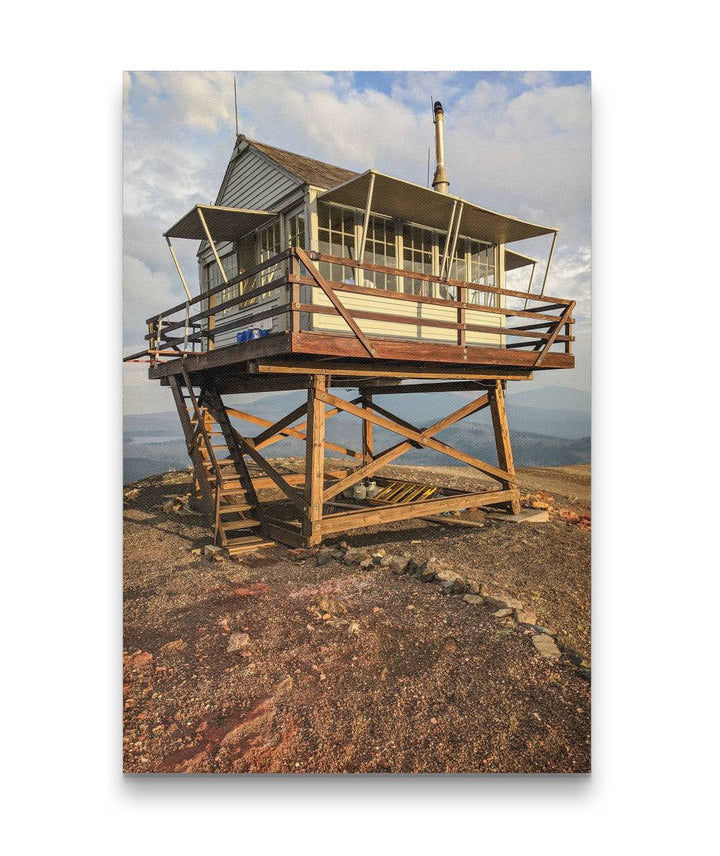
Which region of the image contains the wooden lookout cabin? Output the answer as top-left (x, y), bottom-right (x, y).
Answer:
top-left (126, 103), bottom-right (575, 553)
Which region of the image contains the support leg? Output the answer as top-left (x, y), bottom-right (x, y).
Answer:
top-left (361, 391), bottom-right (373, 465)
top-left (488, 380), bottom-right (521, 514)
top-left (304, 374), bottom-right (327, 546)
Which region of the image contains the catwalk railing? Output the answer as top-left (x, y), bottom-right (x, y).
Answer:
top-left (126, 247), bottom-right (574, 368)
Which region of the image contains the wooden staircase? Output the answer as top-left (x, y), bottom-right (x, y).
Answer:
top-left (168, 369), bottom-right (275, 555)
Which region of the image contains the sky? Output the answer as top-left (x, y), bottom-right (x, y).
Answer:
top-left (123, 70), bottom-right (591, 415)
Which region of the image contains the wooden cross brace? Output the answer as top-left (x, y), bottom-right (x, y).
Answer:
top-left (317, 387), bottom-right (517, 503)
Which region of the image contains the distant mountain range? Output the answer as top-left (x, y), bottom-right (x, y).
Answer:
top-left (123, 384), bottom-right (590, 484)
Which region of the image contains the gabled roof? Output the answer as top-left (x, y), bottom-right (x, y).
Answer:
top-left (239, 135), bottom-right (359, 190)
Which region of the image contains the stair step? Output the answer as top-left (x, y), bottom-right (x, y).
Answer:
top-left (224, 536), bottom-right (275, 555)
top-left (219, 503), bottom-right (255, 513)
top-left (219, 518), bottom-right (261, 531)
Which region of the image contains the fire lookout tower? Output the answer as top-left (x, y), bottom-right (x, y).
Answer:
top-left (126, 103), bottom-right (575, 553)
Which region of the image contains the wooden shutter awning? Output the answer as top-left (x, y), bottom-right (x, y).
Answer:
top-left (319, 170), bottom-right (557, 245)
top-left (163, 204), bottom-right (275, 241)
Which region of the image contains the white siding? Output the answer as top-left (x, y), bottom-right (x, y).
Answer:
top-left (306, 292), bottom-right (505, 346)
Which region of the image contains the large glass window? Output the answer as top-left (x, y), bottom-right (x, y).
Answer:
top-left (318, 204), bottom-right (356, 283)
top-left (402, 224), bottom-right (434, 296)
top-left (363, 215), bottom-right (397, 290)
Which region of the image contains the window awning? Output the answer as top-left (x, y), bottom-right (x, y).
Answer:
top-left (505, 249), bottom-right (537, 271)
top-left (163, 204), bottom-right (275, 241)
top-left (318, 170), bottom-right (556, 245)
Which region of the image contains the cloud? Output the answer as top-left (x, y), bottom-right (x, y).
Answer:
top-left (123, 254), bottom-right (183, 349)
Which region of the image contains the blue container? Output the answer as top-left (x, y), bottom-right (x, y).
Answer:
top-left (236, 328), bottom-right (270, 344)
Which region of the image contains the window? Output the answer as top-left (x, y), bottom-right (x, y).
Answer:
top-left (204, 251), bottom-right (239, 316)
top-left (318, 203), bottom-right (356, 283)
top-left (468, 243), bottom-right (496, 307)
top-left (258, 220), bottom-right (282, 288)
top-left (402, 224), bottom-right (434, 296)
top-left (363, 215), bottom-right (397, 290)
top-left (287, 213), bottom-right (306, 249)
top-left (441, 236), bottom-right (469, 300)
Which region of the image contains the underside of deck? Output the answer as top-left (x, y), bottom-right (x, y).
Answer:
top-left (150, 331), bottom-right (573, 394)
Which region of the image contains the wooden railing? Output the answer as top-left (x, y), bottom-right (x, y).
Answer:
top-left (126, 247), bottom-right (574, 368)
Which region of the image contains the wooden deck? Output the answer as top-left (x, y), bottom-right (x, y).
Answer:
top-left (129, 248), bottom-right (575, 390)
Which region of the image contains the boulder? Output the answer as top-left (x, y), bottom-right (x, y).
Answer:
top-left (493, 608), bottom-right (513, 618)
top-left (390, 556), bottom-right (410, 575)
top-left (435, 568), bottom-right (461, 584)
top-left (463, 594), bottom-right (483, 605)
top-left (532, 634), bottom-right (561, 660)
top-left (515, 609), bottom-right (537, 626)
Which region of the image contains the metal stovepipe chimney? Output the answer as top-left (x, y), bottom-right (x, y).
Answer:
top-left (432, 101), bottom-right (450, 194)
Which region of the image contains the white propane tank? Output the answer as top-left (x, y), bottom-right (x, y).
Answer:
top-left (353, 482), bottom-right (367, 500)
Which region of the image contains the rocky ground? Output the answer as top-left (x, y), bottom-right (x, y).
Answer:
top-left (123, 462), bottom-right (590, 774)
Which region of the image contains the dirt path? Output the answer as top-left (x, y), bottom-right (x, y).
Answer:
top-left (123, 464), bottom-right (590, 774)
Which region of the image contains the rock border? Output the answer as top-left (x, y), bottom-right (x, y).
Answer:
top-left (313, 543), bottom-right (590, 682)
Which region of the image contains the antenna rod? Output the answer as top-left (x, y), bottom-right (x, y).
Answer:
top-left (233, 75), bottom-right (239, 135)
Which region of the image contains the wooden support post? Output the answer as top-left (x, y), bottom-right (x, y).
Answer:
top-left (208, 292), bottom-right (216, 351)
top-left (304, 374), bottom-right (327, 545)
top-left (361, 391), bottom-right (373, 465)
top-left (488, 380), bottom-right (521, 514)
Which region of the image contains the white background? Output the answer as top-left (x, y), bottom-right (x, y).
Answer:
top-left (2, 1), bottom-right (717, 852)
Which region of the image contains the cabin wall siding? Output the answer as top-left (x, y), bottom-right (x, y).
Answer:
top-left (305, 291), bottom-right (505, 346)
top-left (198, 147), bottom-right (304, 265)
top-left (214, 286), bottom-right (505, 348)
top-left (219, 148), bottom-right (301, 211)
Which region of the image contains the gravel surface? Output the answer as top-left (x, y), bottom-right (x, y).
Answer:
top-left (123, 463), bottom-right (590, 774)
